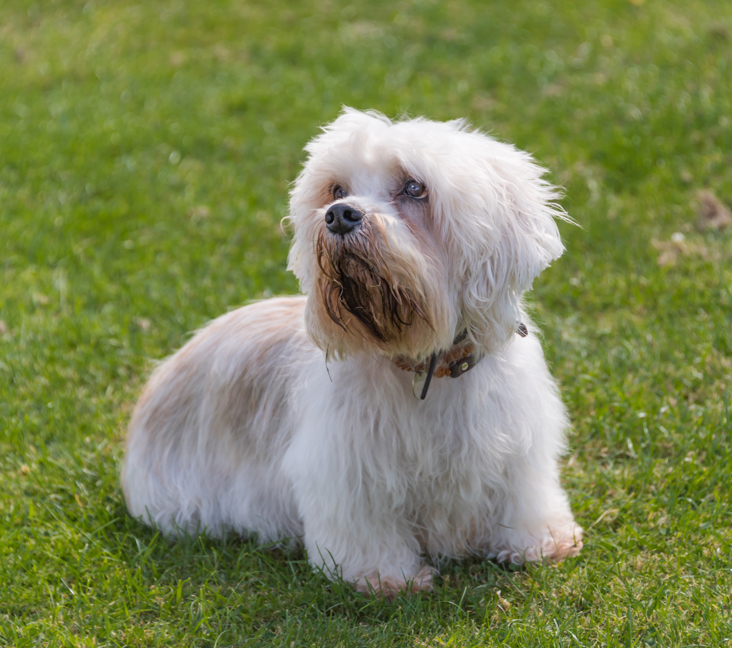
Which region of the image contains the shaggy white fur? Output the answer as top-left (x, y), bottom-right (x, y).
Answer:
top-left (122, 108), bottom-right (583, 597)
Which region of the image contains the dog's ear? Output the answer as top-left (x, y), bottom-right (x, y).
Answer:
top-left (455, 142), bottom-right (570, 353)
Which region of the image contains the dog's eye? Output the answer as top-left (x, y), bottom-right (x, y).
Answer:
top-left (404, 180), bottom-right (427, 199)
top-left (332, 185), bottom-right (346, 201)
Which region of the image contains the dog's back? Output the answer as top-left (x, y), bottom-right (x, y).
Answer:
top-left (122, 296), bottom-right (312, 541)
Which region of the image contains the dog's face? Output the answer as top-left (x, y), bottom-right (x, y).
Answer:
top-left (288, 109), bottom-right (568, 360)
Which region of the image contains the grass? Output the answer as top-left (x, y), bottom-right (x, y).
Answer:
top-left (1, 0), bottom-right (731, 645)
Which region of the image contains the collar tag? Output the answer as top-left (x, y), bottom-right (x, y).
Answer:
top-left (412, 370), bottom-right (428, 399)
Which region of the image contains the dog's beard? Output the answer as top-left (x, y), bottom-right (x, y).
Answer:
top-left (315, 228), bottom-right (428, 345)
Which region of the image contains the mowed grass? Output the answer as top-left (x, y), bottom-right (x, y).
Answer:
top-left (1, 0), bottom-right (731, 645)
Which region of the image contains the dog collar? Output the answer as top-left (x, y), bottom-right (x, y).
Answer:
top-left (394, 323), bottom-right (529, 400)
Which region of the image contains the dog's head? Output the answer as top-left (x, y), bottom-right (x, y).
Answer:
top-left (287, 108), bottom-right (569, 361)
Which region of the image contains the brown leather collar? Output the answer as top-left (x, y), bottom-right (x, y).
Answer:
top-left (393, 323), bottom-right (528, 400)
top-left (393, 338), bottom-right (476, 379)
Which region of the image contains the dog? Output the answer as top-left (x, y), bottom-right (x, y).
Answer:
top-left (122, 108), bottom-right (583, 597)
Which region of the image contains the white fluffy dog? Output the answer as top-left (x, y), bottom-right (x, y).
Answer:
top-left (122, 108), bottom-right (582, 597)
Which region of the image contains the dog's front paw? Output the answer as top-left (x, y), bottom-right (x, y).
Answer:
top-left (496, 523), bottom-right (583, 564)
top-left (354, 564), bottom-right (434, 599)
top-left (546, 526), bottom-right (583, 561)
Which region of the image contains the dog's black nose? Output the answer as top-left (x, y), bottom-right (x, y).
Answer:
top-left (325, 203), bottom-right (364, 235)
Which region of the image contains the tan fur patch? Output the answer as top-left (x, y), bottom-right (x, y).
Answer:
top-left (315, 223), bottom-right (429, 345)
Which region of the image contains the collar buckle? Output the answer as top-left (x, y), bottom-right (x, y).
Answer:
top-left (448, 353), bottom-right (479, 378)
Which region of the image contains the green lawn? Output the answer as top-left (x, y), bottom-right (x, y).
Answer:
top-left (1, 0), bottom-right (731, 645)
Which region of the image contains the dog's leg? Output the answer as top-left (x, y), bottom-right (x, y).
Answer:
top-left (283, 435), bottom-right (432, 598)
top-left (472, 337), bottom-right (583, 565)
top-left (301, 503), bottom-right (433, 598)
top-left (489, 460), bottom-right (583, 564)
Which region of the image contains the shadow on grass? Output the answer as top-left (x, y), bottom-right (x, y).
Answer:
top-left (114, 507), bottom-right (552, 632)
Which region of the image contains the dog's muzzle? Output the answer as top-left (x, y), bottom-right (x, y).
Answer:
top-left (325, 203), bottom-right (364, 235)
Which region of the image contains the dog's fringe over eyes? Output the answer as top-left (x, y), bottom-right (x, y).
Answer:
top-left (315, 227), bottom-right (428, 343)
